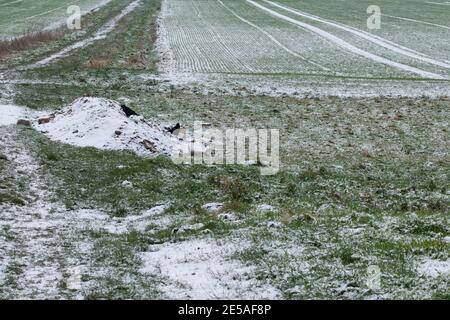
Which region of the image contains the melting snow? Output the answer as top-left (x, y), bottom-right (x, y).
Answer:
top-left (201, 203), bottom-right (224, 213)
top-left (0, 105), bottom-right (26, 126)
top-left (0, 104), bottom-right (44, 126)
top-left (257, 204), bottom-right (275, 212)
top-left (139, 238), bottom-right (280, 299)
top-left (417, 259), bottom-right (450, 278)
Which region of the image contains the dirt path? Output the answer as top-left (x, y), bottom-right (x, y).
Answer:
top-left (0, 127), bottom-right (127, 299)
top-left (0, 127), bottom-right (70, 298)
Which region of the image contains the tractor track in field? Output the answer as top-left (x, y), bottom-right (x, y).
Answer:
top-left (156, 0), bottom-right (450, 86)
top-left (382, 13), bottom-right (450, 30)
top-left (216, 0), bottom-right (329, 72)
top-left (263, 1), bottom-right (450, 71)
top-left (247, 0), bottom-right (447, 80)
top-left (0, 0), bottom-right (23, 8)
top-left (22, 0), bottom-right (82, 21)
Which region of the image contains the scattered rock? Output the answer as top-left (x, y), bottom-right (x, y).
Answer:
top-left (218, 213), bottom-right (239, 222)
top-left (202, 202), bottom-right (223, 213)
top-left (38, 115), bottom-right (55, 125)
top-left (16, 119), bottom-right (31, 126)
top-left (115, 130), bottom-right (122, 136)
top-left (361, 144), bottom-right (374, 158)
top-left (142, 139), bottom-right (156, 152)
top-left (121, 180), bottom-right (133, 188)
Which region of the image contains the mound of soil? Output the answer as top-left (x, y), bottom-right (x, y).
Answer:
top-left (33, 97), bottom-right (180, 156)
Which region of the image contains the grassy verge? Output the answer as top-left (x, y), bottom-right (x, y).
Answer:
top-left (0, 0), bottom-right (159, 71)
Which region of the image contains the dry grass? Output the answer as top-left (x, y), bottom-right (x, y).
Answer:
top-left (210, 176), bottom-right (251, 202)
top-left (83, 57), bottom-right (112, 69)
top-left (123, 52), bottom-right (147, 68)
top-left (0, 30), bottom-right (63, 61)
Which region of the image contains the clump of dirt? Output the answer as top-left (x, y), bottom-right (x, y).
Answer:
top-left (33, 97), bottom-right (181, 156)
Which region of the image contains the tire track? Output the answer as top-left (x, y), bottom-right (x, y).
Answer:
top-left (24, 0), bottom-right (82, 21)
top-left (382, 14), bottom-right (450, 30)
top-left (216, 0), bottom-right (329, 72)
top-left (264, 0), bottom-right (450, 70)
top-left (0, 0), bottom-right (22, 7)
top-left (425, 1), bottom-right (450, 6)
top-left (247, 0), bottom-right (446, 79)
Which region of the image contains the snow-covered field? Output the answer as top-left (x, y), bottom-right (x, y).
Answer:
top-left (0, 0), bottom-right (449, 300)
top-left (157, 0), bottom-right (450, 95)
top-left (169, 0), bottom-right (450, 75)
top-left (0, 0), bottom-right (112, 39)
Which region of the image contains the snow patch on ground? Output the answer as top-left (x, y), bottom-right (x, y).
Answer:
top-left (33, 97), bottom-right (181, 156)
top-left (201, 202), bottom-right (224, 213)
top-left (257, 204), bottom-right (275, 212)
top-left (417, 258), bottom-right (450, 278)
top-left (0, 128), bottom-right (69, 298)
top-left (0, 124), bottom-right (175, 298)
top-left (81, 204), bottom-right (173, 235)
top-left (0, 105), bottom-right (28, 126)
top-left (0, 102), bottom-right (47, 126)
top-left (139, 237), bottom-right (280, 299)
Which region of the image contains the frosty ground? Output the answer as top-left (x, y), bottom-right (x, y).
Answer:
top-left (0, 0), bottom-right (449, 299)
